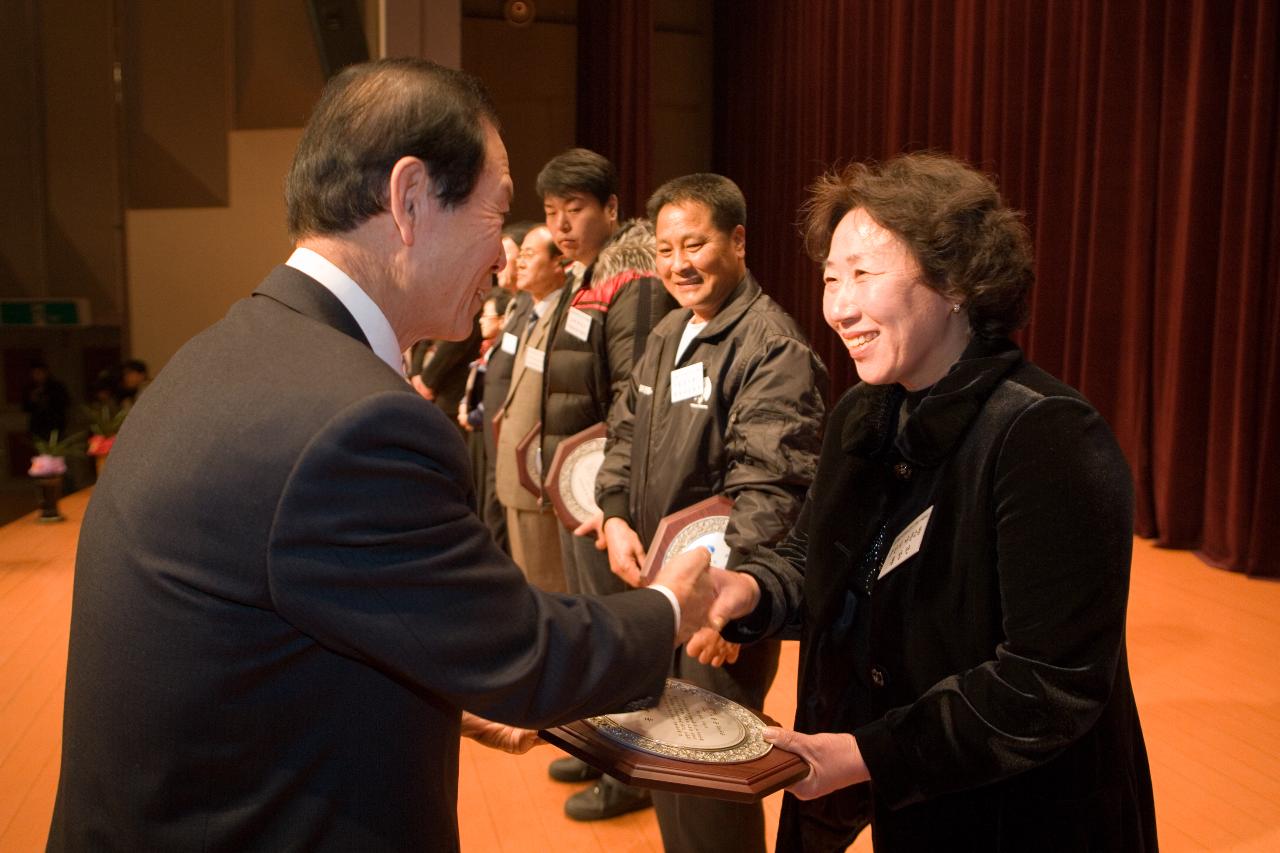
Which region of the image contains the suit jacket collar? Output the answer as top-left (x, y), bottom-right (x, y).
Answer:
top-left (253, 265), bottom-right (371, 350)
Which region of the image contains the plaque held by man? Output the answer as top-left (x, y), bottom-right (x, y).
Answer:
top-left (545, 422), bottom-right (607, 529)
top-left (514, 421), bottom-right (542, 499)
top-left (639, 494), bottom-right (734, 584)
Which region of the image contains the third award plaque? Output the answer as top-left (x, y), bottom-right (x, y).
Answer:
top-left (545, 422), bottom-right (608, 530)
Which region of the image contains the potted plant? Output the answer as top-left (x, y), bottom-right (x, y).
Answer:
top-left (28, 429), bottom-right (86, 522)
top-left (84, 402), bottom-right (129, 476)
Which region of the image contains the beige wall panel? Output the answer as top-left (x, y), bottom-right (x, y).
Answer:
top-left (462, 18), bottom-right (575, 221)
top-left (124, 0), bottom-right (231, 208)
top-left (233, 0), bottom-right (327, 129)
top-left (383, 0), bottom-right (461, 66)
top-left (126, 130), bottom-right (300, 372)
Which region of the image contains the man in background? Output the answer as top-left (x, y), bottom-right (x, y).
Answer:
top-left (535, 148), bottom-right (677, 820)
top-left (495, 225), bottom-right (569, 591)
top-left (479, 221), bottom-right (536, 552)
top-left (593, 173), bottom-right (827, 852)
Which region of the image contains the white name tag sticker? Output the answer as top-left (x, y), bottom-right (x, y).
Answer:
top-left (523, 346), bottom-right (545, 373)
top-left (565, 307), bottom-right (593, 342)
top-left (879, 506), bottom-right (933, 580)
top-left (501, 332), bottom-right (519, 355)
top-left (670, 362), bottom-right (705, 403)
top-left (638, 383), bottom-right (653, 396)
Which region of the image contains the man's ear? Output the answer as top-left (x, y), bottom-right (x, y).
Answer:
top-left (605, 194), bottom-right (619, 224)
top-left (389, 156), bottom-right (431, 246)
top-left (732, 224), bottom-right (746, 258)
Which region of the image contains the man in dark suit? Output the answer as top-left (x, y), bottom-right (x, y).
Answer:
top-left (48, 59), bottom-right (712, 853)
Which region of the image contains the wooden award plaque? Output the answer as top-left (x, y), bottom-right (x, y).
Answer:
top-left (545, 422), bottom-right (608, 529)
top-left (639, 495), bottom-right (734, 584)
top-left (540, 679), bottom-right (807, 803)
top-left (515, 421), bottom-right (542, 499)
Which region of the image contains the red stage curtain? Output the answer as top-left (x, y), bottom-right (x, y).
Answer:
top-left (576, 0), bottom-right (653, 216)
top-left (712, 0), bottom-right (1280, 576)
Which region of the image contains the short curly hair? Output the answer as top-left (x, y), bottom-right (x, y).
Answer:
top-left (801, 152), bottom-right (1033, 338)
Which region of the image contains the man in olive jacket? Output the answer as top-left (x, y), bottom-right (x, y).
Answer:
top-left (592, 174), bottom-right (828, 853)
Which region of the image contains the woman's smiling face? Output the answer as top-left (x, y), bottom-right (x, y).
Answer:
top-left (822, 208), bottom-right (969, 390)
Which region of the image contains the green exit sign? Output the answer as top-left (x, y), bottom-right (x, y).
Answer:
top-left (0, 299), bottom-right (92, 327)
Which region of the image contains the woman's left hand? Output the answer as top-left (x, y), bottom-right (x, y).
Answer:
top-left (763, 727), bottom-right (870, 800)
top-left (685, 627), bottom-right (741, 667)
top-left (460, 712), bottom-right (544, 754)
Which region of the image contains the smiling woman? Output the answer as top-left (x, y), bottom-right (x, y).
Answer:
top-left (710, 152), bottom-right (1158, 852)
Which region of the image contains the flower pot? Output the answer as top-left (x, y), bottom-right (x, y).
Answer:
top-left (35, 476), bottom-right (64, 522)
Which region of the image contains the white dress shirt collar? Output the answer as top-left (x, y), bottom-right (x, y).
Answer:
top-left (285, 247), bottom-right (403, 375)
top-left (532, 287), bottom-right (564, 320)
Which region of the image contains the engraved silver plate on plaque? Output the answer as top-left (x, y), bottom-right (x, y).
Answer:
top-left (557, 437), bottom-right (605, 522)
top-left (665, 516), bottom-right (731, 569)
top-left (586, 680), bottom-right (772, 763)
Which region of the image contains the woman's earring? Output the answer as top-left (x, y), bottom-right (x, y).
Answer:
top-left (951, 303), bottom-right (962, 313)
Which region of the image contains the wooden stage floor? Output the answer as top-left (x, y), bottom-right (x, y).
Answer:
top-left (2, 489), bottom-right (1277, 851)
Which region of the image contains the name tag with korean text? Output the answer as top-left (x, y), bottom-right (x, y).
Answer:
top-left (523, 346), bottom-right (546, 373)
top-left (879, 506), bottom-right (933, 579)
top-left (565, 307), bottom-right (593, 342)
top-left (670, 362), bottom-right (705, 403)
top-left (501, 332), bottom-right (519, 355)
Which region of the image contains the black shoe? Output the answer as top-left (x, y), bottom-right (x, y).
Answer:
top-left (564, 779), bottom-right (652, 821)
top-left (548, 755), bottom-right (602, 783)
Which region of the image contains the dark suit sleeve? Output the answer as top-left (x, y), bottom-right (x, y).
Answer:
top-left (855, 396), bottom-right (1135, 809)
top-left (266, 390), bottom-right (673, 728)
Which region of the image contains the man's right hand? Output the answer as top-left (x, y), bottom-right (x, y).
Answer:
top-left (604, 517), bottom-right (647, 587)
top-left (652, 547), bottom-right (715, 646)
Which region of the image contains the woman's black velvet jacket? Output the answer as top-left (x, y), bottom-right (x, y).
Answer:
top-left (725, 338), bottom-right (1158, 852)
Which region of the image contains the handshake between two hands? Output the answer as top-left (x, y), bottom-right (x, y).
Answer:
top-left (572, 511), bottom-right (759, 658)
top-left (462, 513), bottom-right (871, 798)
